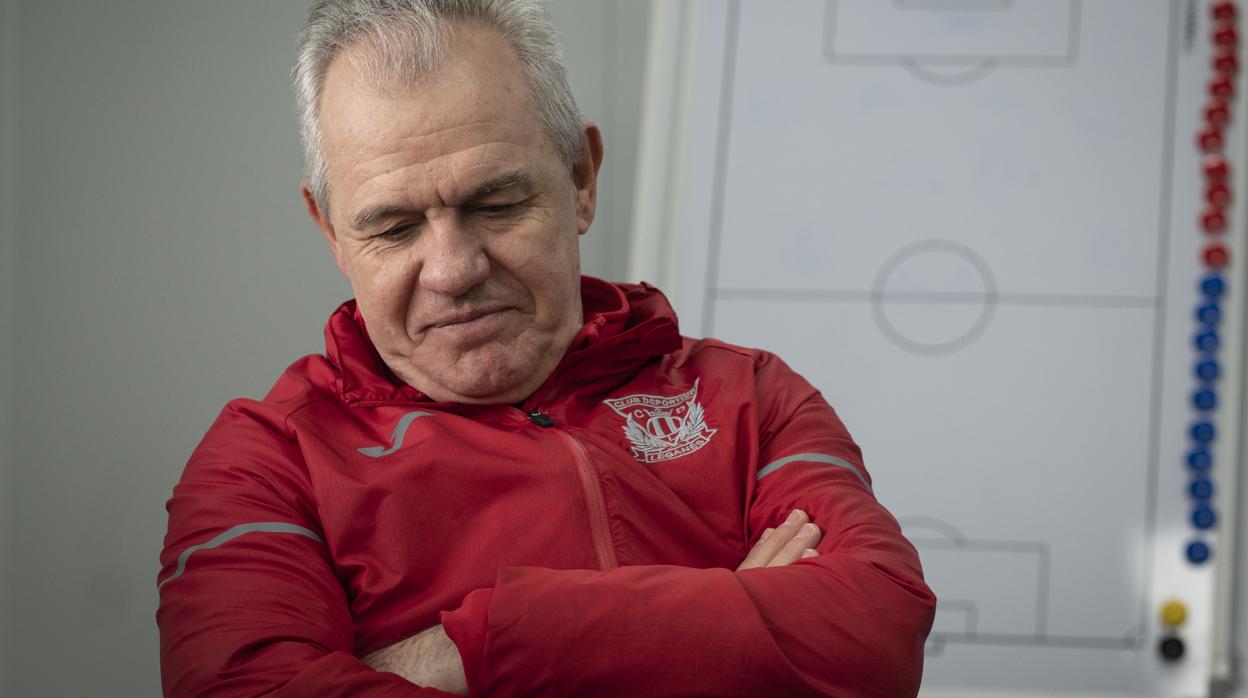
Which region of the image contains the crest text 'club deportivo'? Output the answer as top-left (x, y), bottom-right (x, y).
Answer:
top-left (604, 379), bottom-right (717, 463)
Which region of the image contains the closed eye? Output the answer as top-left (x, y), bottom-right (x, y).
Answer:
top-left (471, 202), bottom-right (520, 215)
top-left (375, 223), bottom-right (418, 240)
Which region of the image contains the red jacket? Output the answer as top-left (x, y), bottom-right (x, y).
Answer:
top-left (157, 277), bottom-right (935, 697)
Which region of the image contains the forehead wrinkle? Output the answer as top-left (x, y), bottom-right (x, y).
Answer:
top-left (339, 129), bottom-right (524, 199)
top-left (342, 159), bottom-right (435, 230)
top-left (363, 118), bottom-right (516, 153)
top-left (347, 150), bottom-right (534, 232)
top-left (442, 145), bottom-right (531, 198)
top-left (320, 43), bottom-right (553, 220)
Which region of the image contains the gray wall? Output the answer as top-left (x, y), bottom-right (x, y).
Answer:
top-left (1, 0), bottom-right (18, 692)
top-left (12, 4), bottom-right (344, 694)
top-left (3, 1), bottom-right (648, 696)
top-left (547, 0), bottom-right (649, 282)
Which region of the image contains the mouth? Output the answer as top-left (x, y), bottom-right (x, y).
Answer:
top-left (426, 307), bottom-right (515, 343)
top-left (432, 307), bottom-right (512, 329)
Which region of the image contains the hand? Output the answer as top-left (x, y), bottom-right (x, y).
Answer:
top-left (362, 623), bottom-right (468, 695)
top-left (736, 509), bottom-right (822, 571)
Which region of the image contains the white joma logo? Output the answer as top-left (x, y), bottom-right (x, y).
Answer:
top-left (357, 411), bottom-right (433, 457)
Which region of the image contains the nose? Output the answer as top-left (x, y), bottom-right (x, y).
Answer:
top-left (418, 211), bottom-right (490, 296)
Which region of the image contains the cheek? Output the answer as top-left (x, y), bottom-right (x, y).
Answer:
top-left (511, 233), bottom-right (581, 323)
top-left (346, 251), bottom-right (421, 326)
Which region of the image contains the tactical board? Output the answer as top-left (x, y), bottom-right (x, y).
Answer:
top-left (631, 1), bottom-right (1246, 695)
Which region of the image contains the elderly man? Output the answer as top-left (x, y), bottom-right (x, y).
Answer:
top-left (156, 1), bottom-right (935, 696)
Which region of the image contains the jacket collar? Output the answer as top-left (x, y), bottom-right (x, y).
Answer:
top-left (323, 276), bottom-right (682, 406)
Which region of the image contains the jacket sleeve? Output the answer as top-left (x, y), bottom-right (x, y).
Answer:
top-left (157, 401), bottom-right (454, 698)
top-left (441, 351), bottom-right (935, 698)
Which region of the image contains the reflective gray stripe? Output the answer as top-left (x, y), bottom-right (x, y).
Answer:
top-left (158, 522), bottom-right (323, 589)
top-left (358, 410), bottom-right (434, 457)
top-left (757, 453), bottom-right (872, 492)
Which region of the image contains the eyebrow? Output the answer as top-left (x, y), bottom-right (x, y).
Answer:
top-left (349, 169), bottom-right (535, 232)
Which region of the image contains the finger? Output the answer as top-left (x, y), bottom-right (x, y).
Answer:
top-left (738, 509), bottom-right (811, 571)
top-left (738, 509), bottom-right (808, 570)
top-left (800, 548), bottom-right (818, 559)
top-left (736, 527), bottom-right (777, 570)
top-left (766, 522), bottom-right (823, 567)
top-left (754, 509), bottom-right (810, 564)
top-left (362, 644), bottom-right (397, 672)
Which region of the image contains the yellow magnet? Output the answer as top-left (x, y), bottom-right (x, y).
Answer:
top-left (1160, 600), bottom-right (1188, 628)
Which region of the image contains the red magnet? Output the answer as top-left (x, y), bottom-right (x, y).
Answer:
top-left (1204, 243), bottom-right (1230, 268)
top-left (1213, 49), bottom-right (1240, 74)
top-left (1208, 182), bottom-right (1233, 207)
top-left (1205, 154), bottom-right (1231, 180)
top-left (1210, 73), bottom-right (1236, 99)
top-left (1206, 101), bottom-right (1232, 126)
top-left (1203, 208), bottom-right (1228, 234)
top-left (1199, 125), bottom-right (1225, 152)
top-left (1214, 24), bottom-right (1239, 47)
top-left (1212, 1), bottom-right (1238, 22)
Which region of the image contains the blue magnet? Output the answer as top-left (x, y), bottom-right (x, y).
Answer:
top-left (1192, 388), bottom-right (1218, 411)
top-left (1201, 273), bottom-right (1226, 298)
top-left (1190, 478), bottom-right (1215, 500)
top-left (1195, 329), bottom-right (1220, 352)
top-left (1192, 505), bottom-right (1217, 530)
top-left (1186, 540), bottom-right (1212, 564)
top-left (1195, 359), bottom-right (1221, 382)
top-left (1196, 302), bottom-right (1222, 326)
top-left (1187, 447), bottom-right (1213, 471)
top-left (1190, 421), bottom-right (1216, 443)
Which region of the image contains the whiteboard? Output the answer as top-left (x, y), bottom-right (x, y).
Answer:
top-left (630, 1), bottom-right (1245, 695)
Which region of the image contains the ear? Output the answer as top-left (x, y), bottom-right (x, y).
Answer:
top-left (302, 182), bottom-right (349, 277)
top-left (571, 122), bottom-right (604, 236)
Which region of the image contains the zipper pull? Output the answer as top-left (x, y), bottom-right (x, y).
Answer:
top-left (527, 410), bottom-right (556, 427)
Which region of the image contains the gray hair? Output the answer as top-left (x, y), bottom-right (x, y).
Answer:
top-left (293, 0), bottom-right (585, 214)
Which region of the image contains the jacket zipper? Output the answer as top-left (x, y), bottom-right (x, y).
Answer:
top-left (525, 410), bottom-right (619, 571)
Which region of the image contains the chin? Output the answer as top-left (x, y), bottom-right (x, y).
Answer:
top-left (403, 321), bottom-right (574, 403)
top-left (429, 348), bottom-right (538, 404)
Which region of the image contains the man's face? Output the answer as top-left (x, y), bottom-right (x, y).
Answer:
top-left (305, 24), bottom-right (602, 404)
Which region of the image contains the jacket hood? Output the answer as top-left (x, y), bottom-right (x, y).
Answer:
top-left (323, 276), bottom-right (683, 406)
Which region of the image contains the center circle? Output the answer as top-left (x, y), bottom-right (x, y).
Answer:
top-left (871, 240), bottom-right (998, 356)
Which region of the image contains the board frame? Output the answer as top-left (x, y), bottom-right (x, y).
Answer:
top-left (628, 1), bottom-right (1245, 695)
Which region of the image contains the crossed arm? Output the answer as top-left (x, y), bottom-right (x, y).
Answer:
top-left (362, 509), bottom-right (828, 694)
top-left (158, 355), bottom-right (933, 696)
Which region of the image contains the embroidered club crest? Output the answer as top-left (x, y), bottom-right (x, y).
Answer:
top-left (604, 379), bottom-right (716, 463)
